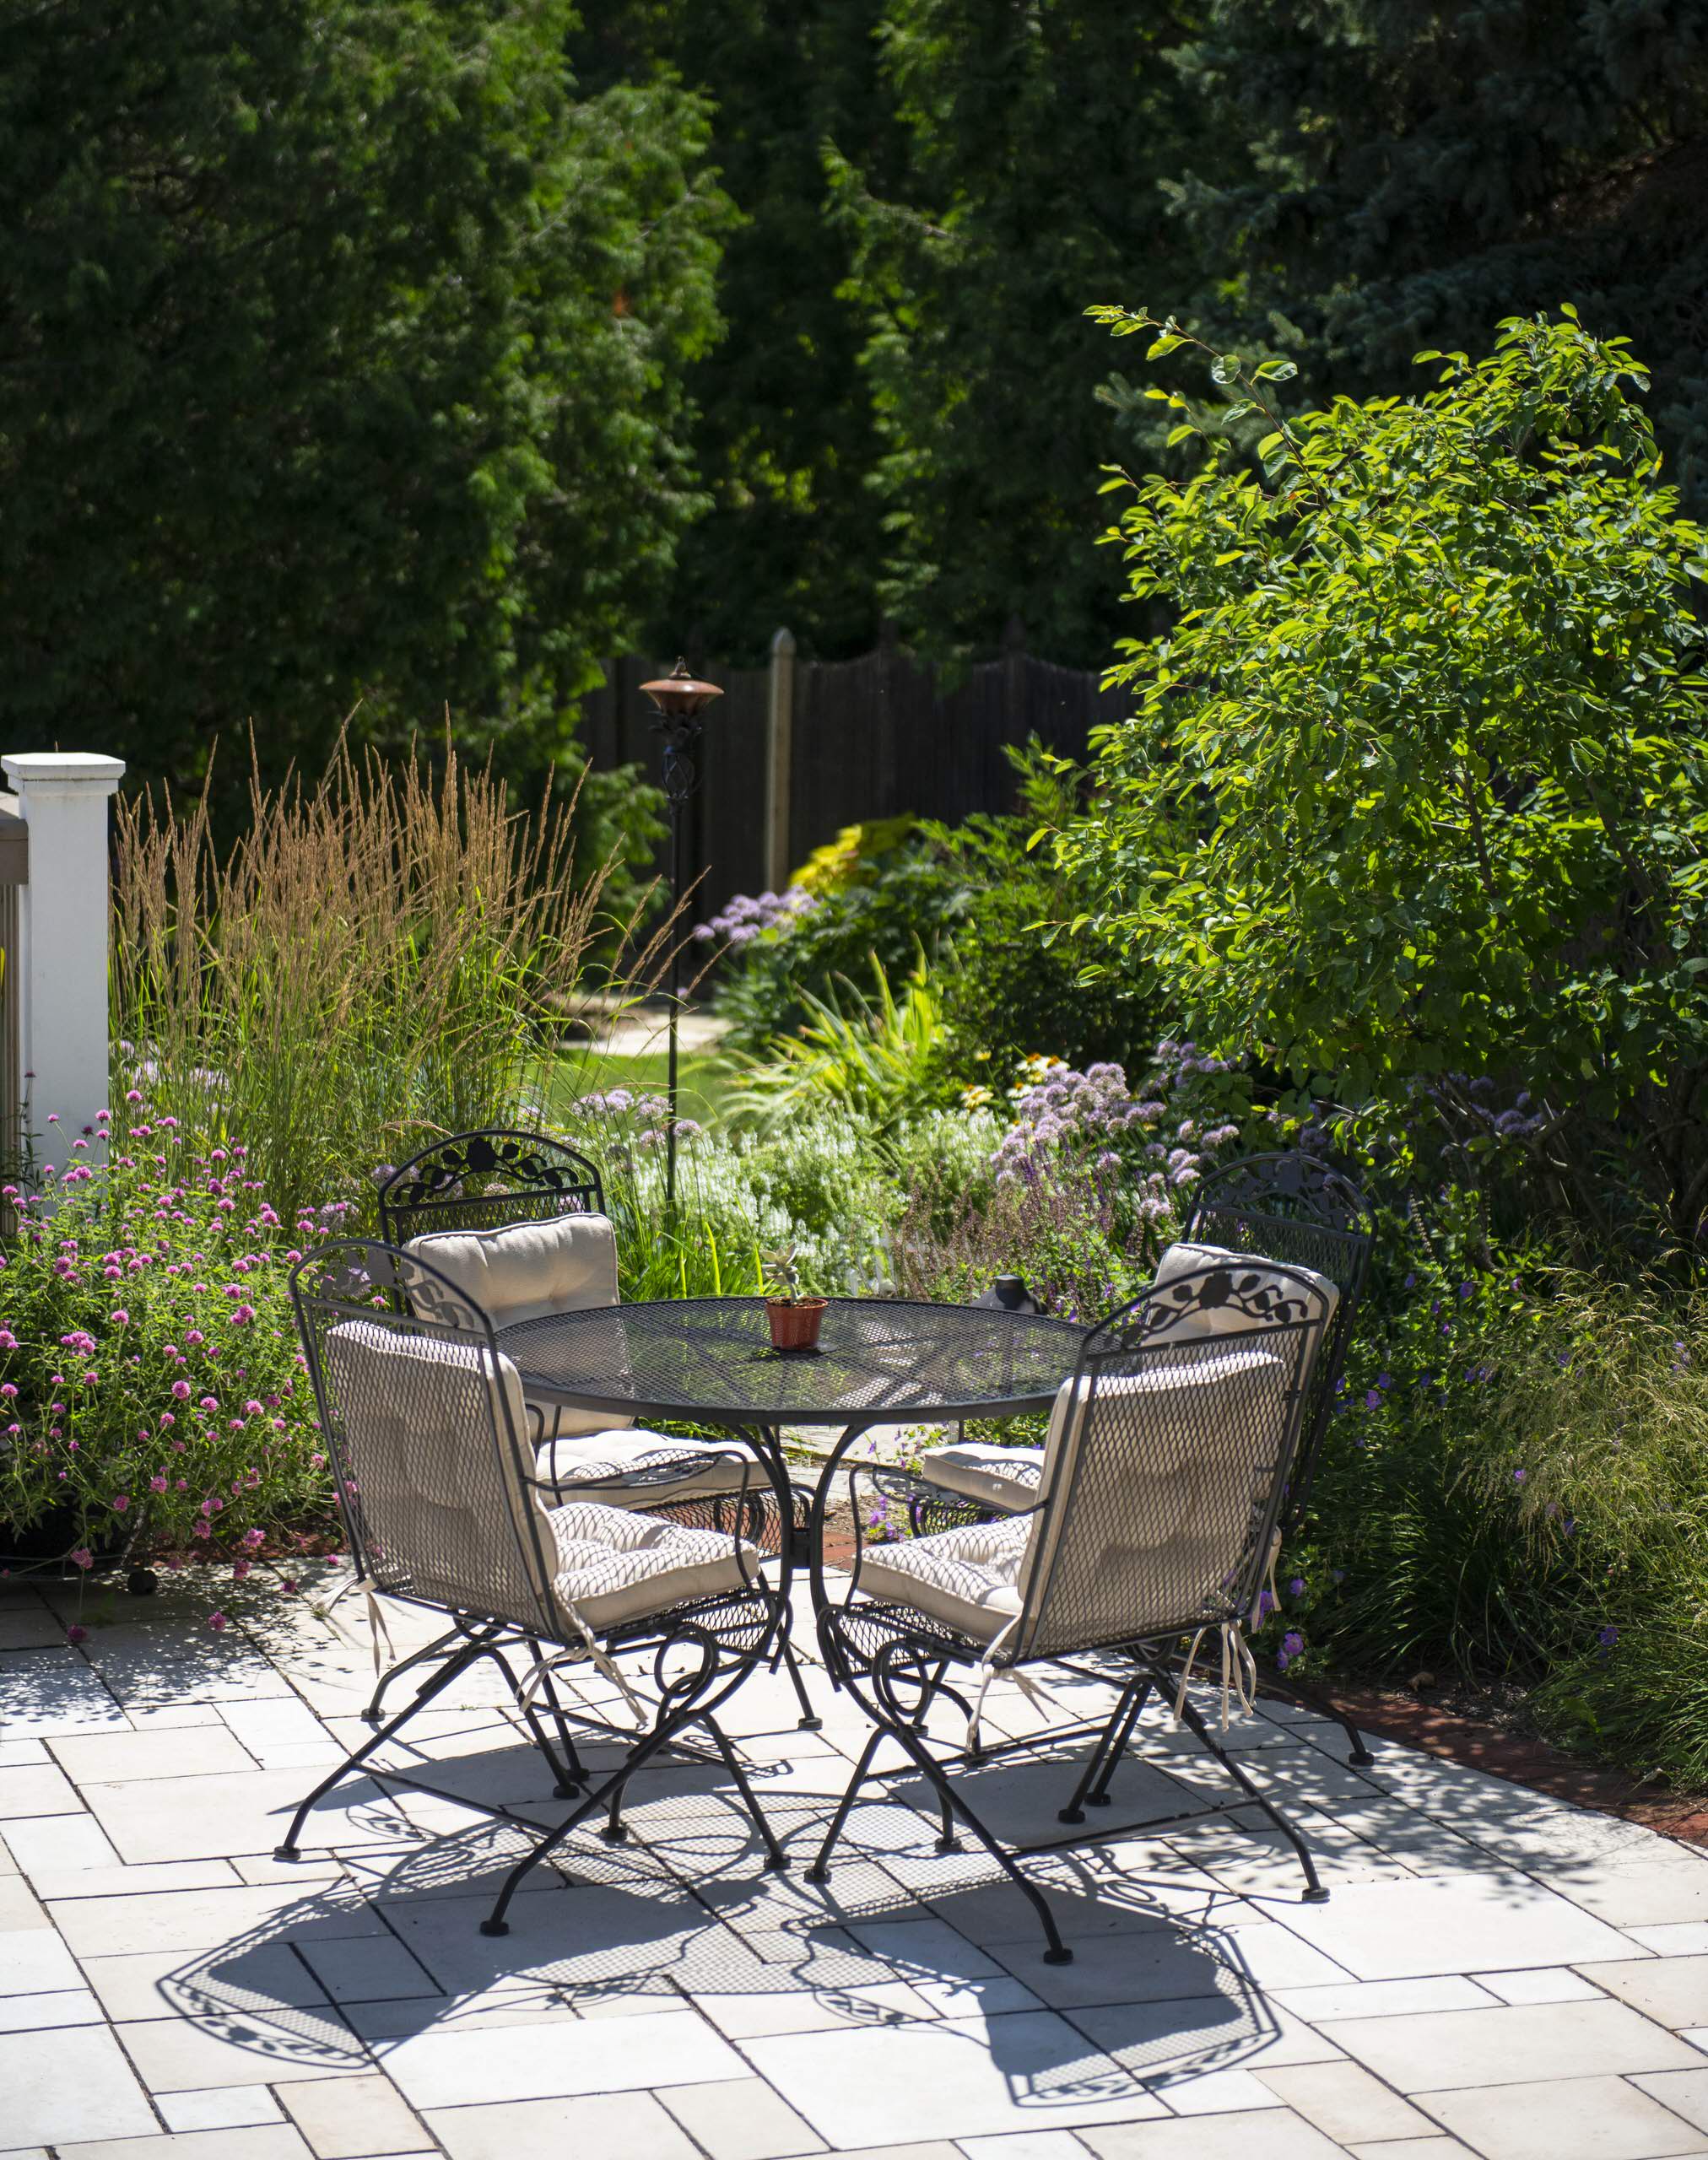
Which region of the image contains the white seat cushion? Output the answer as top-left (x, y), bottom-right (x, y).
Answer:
top-left (855, 1515), bottom-right (1031, 1643)
top-left (915, 1441), bottom-right (1043, 1513)
top-left (403, 1215), bottom-right (632, 1441)
top-left (544, 1500), bottom-right (756, 1631)
top-left (537, 1429), bottom-right (754, 1506)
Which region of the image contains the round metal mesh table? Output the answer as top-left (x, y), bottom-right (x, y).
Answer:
top-left (495, 1296), bottom-right (1082, 1427)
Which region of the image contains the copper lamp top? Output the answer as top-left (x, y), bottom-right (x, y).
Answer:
top-left (640, 656), bottom-right (723, 718)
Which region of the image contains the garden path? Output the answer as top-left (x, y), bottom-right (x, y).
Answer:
top-left (3, 1569), bottom-right (1708, 2160)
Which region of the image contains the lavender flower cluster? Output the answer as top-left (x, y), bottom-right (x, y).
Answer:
top-left (693, 887), bottom-right (817, 947)
top-left (571, 1090), bottom-right (703, 1149)
top-left (990, 1052), bottom-right (1241, 1213)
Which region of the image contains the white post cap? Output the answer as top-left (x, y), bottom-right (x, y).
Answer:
top-left (3, 752), bottom-right (126, 790)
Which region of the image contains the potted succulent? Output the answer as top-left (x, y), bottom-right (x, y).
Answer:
top-left (762, 1246), bottom-right (827, 1353)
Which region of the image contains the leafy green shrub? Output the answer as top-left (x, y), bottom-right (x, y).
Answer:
top-left (701, 850), bottom-right (965, 1053)
top-left (730, 954), bottom-right (962, 1132)
top-left (0, 1095), bottom-right (333, 1568)
top-left (1066, 307), bottom-right (1708, 1249)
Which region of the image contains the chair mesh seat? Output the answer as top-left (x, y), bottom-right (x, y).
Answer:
top-left (537, 1430), bottom-right (752, 1505)
top-left (543, 1499), bottom-right (758, 1632)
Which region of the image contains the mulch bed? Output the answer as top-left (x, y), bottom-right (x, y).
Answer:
top-left (1284, 1677), bottom-right (1708, 1849)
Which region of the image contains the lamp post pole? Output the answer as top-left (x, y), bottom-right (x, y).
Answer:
top-left (640, 658), bottom-right (723, 1214)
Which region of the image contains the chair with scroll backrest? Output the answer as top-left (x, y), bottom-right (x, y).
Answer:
top-left (808, 1255), bottom-right (1336, 1963)
top-left (376, 1129), bottom-right (604, 1245)
top-left (275, 1239), bottom-right (786, 1936)
top-left (1181, 1152), bottom-right (1374, 1531)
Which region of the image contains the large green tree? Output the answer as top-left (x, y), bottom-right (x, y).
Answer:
top-left (570, 1), bottom-right (894, 662)
top-left (828, 0), bottom-right (1232, 667)
top-left (1061, 310), bottom-right (1708, 1245)
top-left (0, 0), bottom-right (730, 802)
top-left (1173, 0), bottom-right (1708, 509)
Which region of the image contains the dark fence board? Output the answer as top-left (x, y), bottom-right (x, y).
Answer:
top-left (580, 637), bottom-right (1127, 927)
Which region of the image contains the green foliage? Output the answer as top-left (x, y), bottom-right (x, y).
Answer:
top-left (0, 0), bottom-right (729, 805)
top-left (0, 1106), bottom-right (331, 1561)
top-left (1063, 310), bottom-right (1708, 1245)
top-left (825, 0), bottom-right (1234, 664)
top-left (112, 746), bottom-right (656, 1227)
top-left (731, 953), bottom-right (959, 1133)
top-left (1176, 1), bottom-right (1708, 514)
top-left (569, 0), bottom-right (891, 662)
top-left (1282, 1228), bottom-right (1708, 1790)
top-left (707, 850), bottom-right (966, 1054)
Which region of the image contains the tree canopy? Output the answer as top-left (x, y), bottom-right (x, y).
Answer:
top-left (0, 0), bottom-right (728, 803)
top-left (1058, 310), bottom-right (1708, 1240)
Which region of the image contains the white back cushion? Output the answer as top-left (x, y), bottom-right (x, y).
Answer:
top-left (404, 1213), bottom-right (620, 1329)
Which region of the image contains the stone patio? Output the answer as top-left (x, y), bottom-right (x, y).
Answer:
top-left (5, 1567), bottom-right (1708, 2160)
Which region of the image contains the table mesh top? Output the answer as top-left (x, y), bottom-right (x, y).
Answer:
top-left (496, 1296), bottom-right (1082, 1424)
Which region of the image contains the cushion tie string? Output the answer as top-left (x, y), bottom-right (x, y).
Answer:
top-left (517, 1602), bottom-right (650, 1730)
top-left (965, 1612), bottom-right (1024, 1752)
top-left (1173, 1620), bottom-right (1258, 1732)
top-left (318, 1580), bottom-right (397, 1680)
top-left (363, 1585), bottom-right (396, 1681)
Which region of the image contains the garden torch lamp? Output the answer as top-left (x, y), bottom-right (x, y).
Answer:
top-left (641, 657), bottom-right (723, 1213)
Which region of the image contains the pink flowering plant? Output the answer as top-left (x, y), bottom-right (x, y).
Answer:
top-left (0, 1094), bottom-right (340, 1563)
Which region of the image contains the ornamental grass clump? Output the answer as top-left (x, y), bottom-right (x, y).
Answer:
top-left (0, 1096), bottom-right (333, 1567)
top-left (111, 740), bottom-right (673, 1226)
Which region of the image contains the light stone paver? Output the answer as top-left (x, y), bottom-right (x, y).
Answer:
top-left (1426, 2073), bottom-right (1708, 2159)
top-left (278, 2069), bottom-right (430, 2156)
top-left (5, 1576), bottom-right (1708, 2158)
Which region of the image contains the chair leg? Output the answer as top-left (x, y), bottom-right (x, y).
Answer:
top-left (1059, 1671), bottom-right (1152, 1824)
top-left (779, 1629), bottom-right (822, 1731)
top-left (705, 1716), bottom-right (789, 1870)
top-left (804, 1727), bottom-right (884, 1882)
top-left (362, 1622), bottom-right (465, 1725)
top-left (805, 1651), bottom-right (956, 1878)
top-left (501, 1640), bottom-right (587, 1798)
top-left (1150, 1655), bottom-right (1328, 1903)
top-left (274, 1631), bottom-right (496, 1860)
top-left (881, 1715), bottom-right (1073, 1964)
top-left (481, 1698), bottom-right (733, 1936)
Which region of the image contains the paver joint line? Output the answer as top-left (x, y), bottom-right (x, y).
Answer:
top-left (5, 1579), bottom-right (1708, 2158)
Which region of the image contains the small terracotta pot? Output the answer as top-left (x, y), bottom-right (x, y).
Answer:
top-left (765, 1297), bottom-right (827, 1351)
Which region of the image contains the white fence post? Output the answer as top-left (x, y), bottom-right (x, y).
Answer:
top-left (765, 626), bottom-right (796, 894)
top-left (1, 752), bottom-right (125, 1158)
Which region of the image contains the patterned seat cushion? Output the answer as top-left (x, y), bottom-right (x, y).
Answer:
top-left (544, 1499), bottom-right (756, 1630)
top-left (537, 1429), bottom-right (755, 1506)
top-left (914, 1441), bottom-right (1043, 1513)
top-left (854, 1515), bottom-right (1032, 1643)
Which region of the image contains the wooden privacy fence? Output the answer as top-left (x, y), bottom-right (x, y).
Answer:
top-left (576, 624), bottom-right (1128, 924)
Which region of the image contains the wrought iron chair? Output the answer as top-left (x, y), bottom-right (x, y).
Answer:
top-left (912, 1153), bottom-right (1377, 1760)
top-left (376, 1128), bottom-right (605, 1244)
top-left (807, 1256), bottom-right (1337, 1964)
top-left (396, 1212), bottom-right (820, 1731)
top-left (275, 1239), bottom-right (787, 1936)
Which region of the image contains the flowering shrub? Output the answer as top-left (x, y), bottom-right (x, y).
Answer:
top-left (694, 888), bottom-right (816, 947)
top-left (988, 1040), bottom-right (1257, 1212)
top-left (0, 1096), bottom-right (338, 1564)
